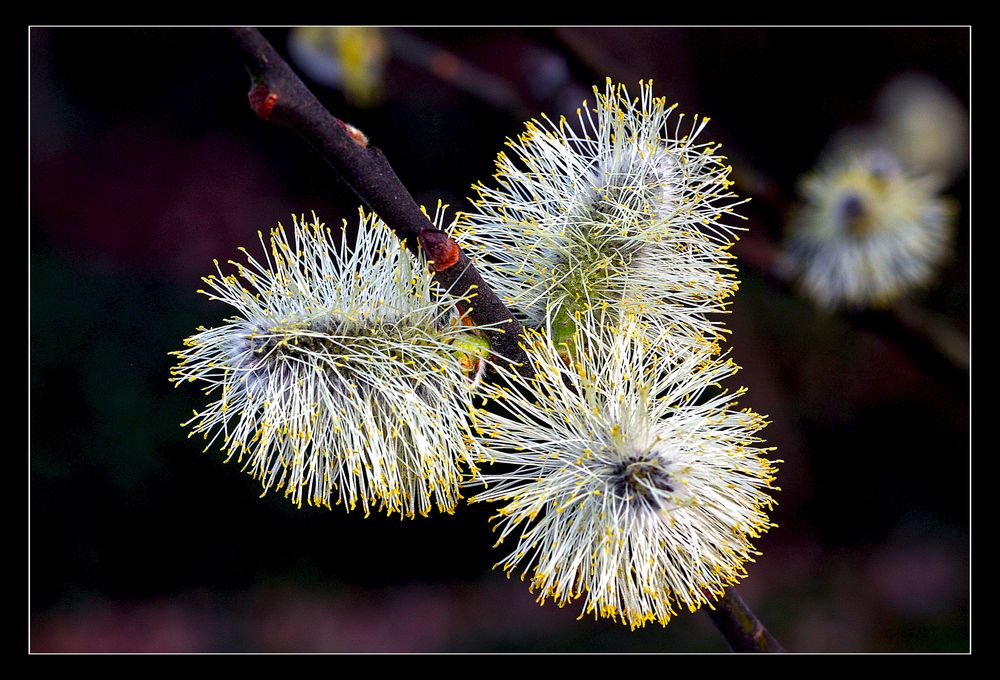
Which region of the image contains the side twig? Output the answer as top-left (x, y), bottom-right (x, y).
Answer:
top-left (221, 27), bottom-right (527, 371)
top-left (222, 26), bottom-right (782, 653)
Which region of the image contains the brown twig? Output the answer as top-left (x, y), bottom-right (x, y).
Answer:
top-left (221, 27), bottom-right (527, 371)
top-left (705, 588), bottom-right (785, 653)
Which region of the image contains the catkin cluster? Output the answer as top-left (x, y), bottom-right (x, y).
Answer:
top-left (173, 80), bottom-right (777, 629)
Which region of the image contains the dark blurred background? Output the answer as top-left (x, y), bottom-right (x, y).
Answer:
top-left (29, 26), bottom-right (969, 652)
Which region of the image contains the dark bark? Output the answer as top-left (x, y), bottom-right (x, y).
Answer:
top-left (705, 588), bottom-right (785, 653)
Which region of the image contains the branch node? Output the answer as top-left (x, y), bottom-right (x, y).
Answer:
top-left (248, 83), bottom-right (278, 120)
top-left (420, 228), bottom-right (461, 271)
top-left (336, 118), bottom-right (370, 148)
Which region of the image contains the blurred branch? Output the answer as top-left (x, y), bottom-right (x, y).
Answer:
top-left (390, 29), bottom-right (592, 123)
top-left (738, 232), bottom-right (970, 373)
top-left (221, 27), bottom-right (527, 371)
top-left (705, 588), bottom-right (785, 653)
top-left (890, 300), bottom-right (969, 372)
top-left (551, 28), bottom-right (626, 81)
top-left (550, 28), bottom-right (699, 119)
top-left (387, 30), bottom-right (534, 120)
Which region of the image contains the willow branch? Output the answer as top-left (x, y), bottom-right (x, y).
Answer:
top-left (221, 27), bottom-right (527, 371)
top-left (704, 588), bottom-right (785, 653)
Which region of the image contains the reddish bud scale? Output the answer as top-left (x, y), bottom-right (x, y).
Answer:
top-left (336, 118), bottom-right (369, 148)
top-left (248, 84), bottom-right (278, 120)
top-left (420, 229), bottom-right (461, 271)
